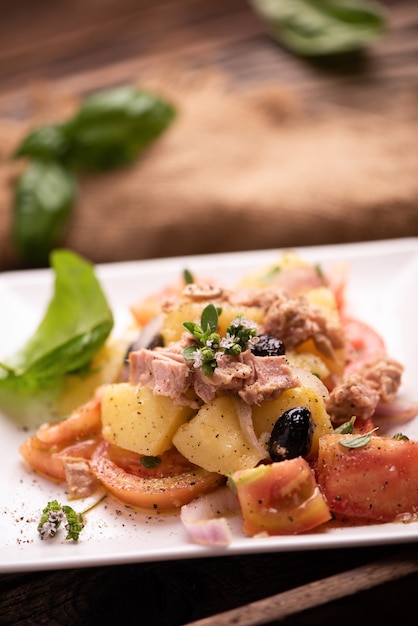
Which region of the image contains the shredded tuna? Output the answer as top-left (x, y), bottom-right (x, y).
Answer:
top-left (327, 354), bottom-right (405, 424)
top-left (129, 345), bottom-right (194, 405)
top-left (262, 292), bottom-right (345, 357)
top-left (63, 458), bottom-right (99, 499)
top-left (326, 373), bottom-right (380, 423)
top-left (238, 351), bottom-right (299, 405)
top-left (361, 356), bottom-right (404, 402)
top-left (130, 342), bottom-right (299, 407)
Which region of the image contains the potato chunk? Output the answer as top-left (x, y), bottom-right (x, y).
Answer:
top-left (173, 395), bottom-right (265, 476)
top-left (161, 302), bottom-right (264, 345)
top-left (252, 386), bottom-right (333, 459)
top-left (101, 383), bottom-right (194, 456)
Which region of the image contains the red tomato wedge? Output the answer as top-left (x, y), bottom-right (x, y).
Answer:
top-left (90, 441), bottom-right (225, 510)
top-left (317, 434), bottom-right (418, 522)
top-left (232, 459), bottom-right (331, 536)
top-left (342, 317), bottom-right (386, 374)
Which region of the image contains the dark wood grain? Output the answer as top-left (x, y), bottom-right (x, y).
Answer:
top-left (0, 0), bottom-right (417, 117)
top-left (1, 545), bottom-right (418, 626)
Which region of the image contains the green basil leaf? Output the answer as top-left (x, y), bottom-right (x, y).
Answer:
top-left (0, 249), bottom-right (113, 390)
top-left (12, 161), bottom-right (77, 266)
top-left (13, 124), bottom-right (71, 162)
top-left (249, 0), bottom-right (386, 57)
top-left (64, 86), bottom-right (176, 171)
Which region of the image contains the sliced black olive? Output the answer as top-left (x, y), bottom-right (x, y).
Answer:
top-left (251, 334), bottom-right (285, 357)
top-left (124, 332), bottom-right (163, 364)
top-left (268, 406), bottom-right (313, 461)
top-left (123, 313), bottom-right (164, 365)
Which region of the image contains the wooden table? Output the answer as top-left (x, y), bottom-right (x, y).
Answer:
top-left (1, 2), bottom-right (418, 624)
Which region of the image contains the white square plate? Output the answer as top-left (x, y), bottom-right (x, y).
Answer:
top-left (1, 238), bottom-right (418, 573)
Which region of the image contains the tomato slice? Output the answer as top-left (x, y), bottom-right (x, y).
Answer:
top-left (317, 434), bottom-right (418, 522)
top-left (91, 441), bottom-right (225, 510)
top-left (342, 317), bottom-right (386, 374)
top-left (19, 435), bottom-right (102, 480)
top-left (232, 459), bottom-right (331, 535)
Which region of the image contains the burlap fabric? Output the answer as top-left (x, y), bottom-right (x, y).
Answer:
top-left (1, 73), bottom-right (417, 270)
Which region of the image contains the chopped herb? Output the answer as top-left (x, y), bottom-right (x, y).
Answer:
top-left (183, 269), bottom-right (194, 284)
top-left (334, 417), bottom-right (356, 434)
top-left (260, 265), bottom-right (282, 284)
top-left (141, 455), bottom-right (162, 469)
top-left (392, 432), bottom-right (409, 441)
top-left (339, 427), bottom-right (379, 449)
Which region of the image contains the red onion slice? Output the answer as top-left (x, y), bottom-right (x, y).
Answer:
top-left (180, 486), bottom-right (240, 546)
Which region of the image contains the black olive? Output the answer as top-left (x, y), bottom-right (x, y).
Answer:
top-left (268, 406), bottom-right (313, 461)
top-left (251, 334), bottom-right (285, 357)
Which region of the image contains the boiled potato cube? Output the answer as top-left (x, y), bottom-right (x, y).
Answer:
top-left (217, 305), bottom-right (264, 337)
top-left (173, 395), bottom-right (265, 476)
top-left (252, 386), bottom-right (333, 459)
top-left (101, 383), bottom-right (194, 456)
top-left (161, 301), bottom-right (264, 345)
top-left (161, 302), bottom-right (204, 345)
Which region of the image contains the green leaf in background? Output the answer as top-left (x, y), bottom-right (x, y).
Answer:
top-left (63, 85), bottom-right (176, 171)
top-left (249, 0), bottom-right (386, 57)
top-left (0, 249), bottom-right (113, 390)
top-left (11, 85), bottom-right (176, 266)
top-left (14, 124), bottom-right (71, 162)
top-left (12, 161), bottom-right (77, 266)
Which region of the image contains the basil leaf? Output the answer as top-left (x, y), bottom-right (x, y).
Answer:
top-left (64, 86), bottom-right (176, 171)
top-left (250, 0), bottom-right (386, 57)
top-left (12, 161), bottom-right (77, 266)
top-left (13, 124), bottom-right (71, 162)
top-left (0, 249), bottom-right (113, 390)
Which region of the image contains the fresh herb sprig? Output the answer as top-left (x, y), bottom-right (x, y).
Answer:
top-left (12, 85), bottom-right (176, 266)
top-left (37, 496), bottom-right (106, 542)
top-left (183, 304), bottom-right (222, 376)
top-left (182, 304), bottom-right (258, 375)
top-left (339, 426), bottom-right (379, 448)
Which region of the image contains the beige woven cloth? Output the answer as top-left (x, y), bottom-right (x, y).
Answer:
top-left (1, 73), bottom-right (417, 270)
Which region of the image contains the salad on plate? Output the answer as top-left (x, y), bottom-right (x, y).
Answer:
top-left (3, 247), bottom-right (418, 546)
